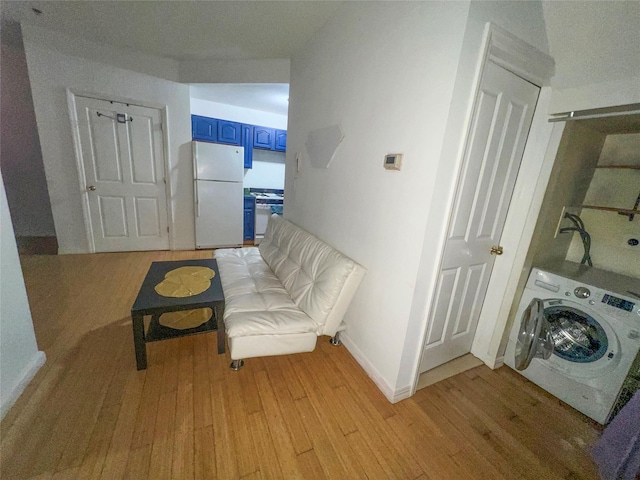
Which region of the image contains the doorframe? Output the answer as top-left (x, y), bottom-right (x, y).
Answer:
top-left (66, 89), bottom-right (174, 253)
top-left (407, 23), bottom-right (556, 397)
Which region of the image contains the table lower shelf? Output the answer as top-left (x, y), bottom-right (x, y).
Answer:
top-left (145, 312), bottom-right (219, 342)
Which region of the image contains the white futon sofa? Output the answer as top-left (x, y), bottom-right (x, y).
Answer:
top-left (214, 214), bottom-right (366, 369)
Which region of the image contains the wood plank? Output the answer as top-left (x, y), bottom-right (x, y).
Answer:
top-left (293, 396), bottom-right (347, 479)
top-left (254, 370), bottom-right (304, 478)
top-left (224, 364), bottom-right (258, 477)
top-left (248, 411), bottom-right (283, 480)
top-left (291, 360), bottom-right (366, 478)
top-left (211, 377), bottom-right (240, 479)
top-left (123, 444), bottom-right (152, 480)
top-left (147, 390), bottom-right (177, 480)
top-left (296, 449), bottom-right (328, 480)
top-left (194, 426), bottom-right (216, 479)
top-left (266, 355), bottom-right (312, 455)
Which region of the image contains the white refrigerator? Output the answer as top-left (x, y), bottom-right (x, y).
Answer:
top-left (193, 141), bottom-right (244, 248)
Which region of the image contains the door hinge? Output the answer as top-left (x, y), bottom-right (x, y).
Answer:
top-left (163, 177), bottom-right (166, 184)
top-left (167, 226), bottom-right (170, 233)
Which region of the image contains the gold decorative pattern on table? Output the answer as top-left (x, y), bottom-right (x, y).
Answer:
top-left (154, 266), bottom-right (215, 298)
top-left (159, 308), bottom-right (213, 330)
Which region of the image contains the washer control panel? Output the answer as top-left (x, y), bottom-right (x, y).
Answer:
top-left (602, 294), bottom-right (635, 313)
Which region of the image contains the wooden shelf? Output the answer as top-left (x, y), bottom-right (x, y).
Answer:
top-left (581, 205), bottom-right (639, 216)
top-left (595, 165), bottom-right (640, 170)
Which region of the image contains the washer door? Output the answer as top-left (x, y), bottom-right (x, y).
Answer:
top-left (515, 298), bottom-right (554, 370)
top-left (545, 303), bottom-right (609, 363)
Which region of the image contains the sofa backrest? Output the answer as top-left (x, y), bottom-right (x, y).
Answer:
top-left (259, 215), bottom-right (366, 336)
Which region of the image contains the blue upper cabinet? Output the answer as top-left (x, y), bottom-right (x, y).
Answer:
top-left (192, 115), bottom-right (217, 142)
top-left (274, 130), bottom-right (287, 152)
top-left (241, 124), bottom-right (253, 169)
top-left (191, 115), bottom-right (286, 168)
top-left (253, 127), bottom-right (275, 150)
top-left (217, 120), bottom-right (242, 146)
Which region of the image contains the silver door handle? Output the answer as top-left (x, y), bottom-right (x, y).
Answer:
top-left (86, 185), bottom-right (96, 191)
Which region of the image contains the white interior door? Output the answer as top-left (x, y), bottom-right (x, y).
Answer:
top-left (74, 96), bottom-right (169, 252)
top-left (420, 61), bottom-right (540, 373)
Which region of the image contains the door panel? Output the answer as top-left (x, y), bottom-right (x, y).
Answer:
top-left (98, 196), bottom-right (127, 237)
top-left (74, 96), bottom-right (169, 252)
top-left (130, 115), bottom-right (157, 184)
top-left (420, 61), bottom-right (540, 373)
top-left (425, 268), bottom-right (459, 347)
top-left (134, 197), bottom-right (161, 237)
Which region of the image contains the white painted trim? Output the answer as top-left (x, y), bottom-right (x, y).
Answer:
top-left (0, 351), bottom-right (46, 420)
top-left (160, 106), bottom-right (175, 250)
top-left (67, 90), bottom-right (173, 252)
top-left (67, 89), bottom-right (96, 253)
top-left (339, 333), bottom-right (409, 404)
top-left (486, 24), bottom-right (555, 87)
top-left (414, 23), bottom-right (555, 391)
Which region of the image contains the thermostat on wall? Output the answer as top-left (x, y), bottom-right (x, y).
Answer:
top-left (384, 153), bottom-right (403, 171)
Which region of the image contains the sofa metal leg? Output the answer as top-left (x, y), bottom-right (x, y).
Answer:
top-left (329, 332), bottom-right (342, 346)
top-left (230, 359), bottom-right (245, 370)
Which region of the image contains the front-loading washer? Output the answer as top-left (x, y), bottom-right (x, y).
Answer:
top-left (504, 267), bottom-right (640, 424)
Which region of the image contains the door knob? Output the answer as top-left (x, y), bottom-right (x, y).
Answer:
top-left (490, 245), bottom-right (503, 255)
top-left (86, 185), bottom-right (96, 191)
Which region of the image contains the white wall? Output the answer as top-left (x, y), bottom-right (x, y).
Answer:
top-left (543, 1), bottom-right (640, 113)
top-left (22, 24), bottom-right (194, 253)
top-left (181, 59), bottom-right (290, 84)
top-left (243, 150), bottom-right (286, 190)
top-left (0, 21), bottom-right (55, 237)
top-left (0, 173), bottom-right (46, 419)
top-left (286, 2), bottom-right (470, 398)
top-left (190, 97), bottom-right (288, 129)
top-left (190, 96), bottom-right (287, 190)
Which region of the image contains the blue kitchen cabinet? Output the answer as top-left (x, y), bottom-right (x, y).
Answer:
top-left (192, 115), bottom-right (218, 142)
top-left (217, 120), bottom-right (242, 146)
top-left (274, 129), bottom-right (287, 152)
top-left (243, 196), bottom-right (255, 241)
top-left (241, 124), bottom-right (253, 169)
top-left (253, 127), bottom-right (275, 150)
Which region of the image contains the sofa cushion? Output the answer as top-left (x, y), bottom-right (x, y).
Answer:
top-left (215, 247), bottom-right (319, 338)
top-left (258, 215), bottom-right (358, 328)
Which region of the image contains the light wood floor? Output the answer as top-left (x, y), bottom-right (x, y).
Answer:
top-left (2, 250), bottom-right (602, 479)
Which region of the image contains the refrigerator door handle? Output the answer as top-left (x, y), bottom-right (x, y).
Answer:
top-left (195, 181), bottom-right (200, 217)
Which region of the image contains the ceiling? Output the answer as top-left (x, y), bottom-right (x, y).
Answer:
top-left (1, 0), bottom-right (343, 61)
top-left (190, 83), bottom-right (289, 115)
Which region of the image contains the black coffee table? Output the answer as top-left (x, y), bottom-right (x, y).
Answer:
top-left (130, 259), bottom-right (225, 370)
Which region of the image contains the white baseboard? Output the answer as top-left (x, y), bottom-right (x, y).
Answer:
top-left (340, 333), bottom-right (411, 404)
top-left (173, 243), bottom-right (197, 251)
top-left (0, 351), bottom-right (46, 420)
top-left (492, 355), bottom-right (505, 369)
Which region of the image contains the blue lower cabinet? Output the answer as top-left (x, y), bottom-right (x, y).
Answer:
top-left (217, 120), bottom-right (242, 145)
top-left (192, 115), bottom-right (217, 142)
top-left (241, 124), bottom-right (253, 168)
top-left (243, 197), bottom-right (255, 240)
top-left (274, 129), bottom-right (287, 152)
top-left (254, 127), bottom-right (275, 150)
